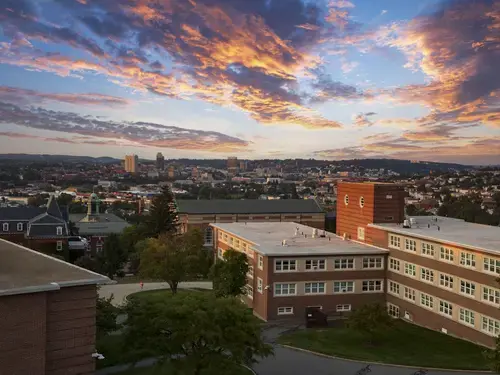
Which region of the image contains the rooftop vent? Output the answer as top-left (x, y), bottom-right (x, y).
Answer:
top-left (282, 239), bottom-right (287, 246)
top-left (403, 219), bottom-right (411, 228)
top-left (312, 228), bottom-right (318, 238)
top-left (409, 218), bottom-right (417, 226)
top-left (342, 233), bottom-right (347, 240)
top-left (294, 227), bottom-right (299, 236)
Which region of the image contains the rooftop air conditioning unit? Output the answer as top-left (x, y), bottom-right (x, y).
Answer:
top-left (403, 219), bottom-right (411, 228)
top-left (410, 218), bottom-right (417, 226)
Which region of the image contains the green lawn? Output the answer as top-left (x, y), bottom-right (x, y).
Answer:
top-left (113, 362), bottom-right (254, 375)
top-left (278, 320), bottom-right (489, 370)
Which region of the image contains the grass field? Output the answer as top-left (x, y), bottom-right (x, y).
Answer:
top-left (278, 320), bottom-right (489, 370)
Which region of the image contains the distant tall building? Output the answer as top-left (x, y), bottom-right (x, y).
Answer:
top-left (168, 165), bottom-right (175, 178)
top-left (239, 160), bottom-right (247, 171)
top-left (156, 152), bottom-right (165, 170)
top-left (227, 157), bottom-right (238, 175)
top-left (124, 154), bottom-right (139, 173)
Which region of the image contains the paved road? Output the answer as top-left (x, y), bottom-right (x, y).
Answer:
top-left (98, 283), bottom-right (490, 375)
top-left (98, 281), bottom-right (213, 306)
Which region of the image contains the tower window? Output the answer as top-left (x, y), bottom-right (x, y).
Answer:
top-left (359, 196), bottom-right (365, 208)
top-left (344, 195), bottom-right (349, 205)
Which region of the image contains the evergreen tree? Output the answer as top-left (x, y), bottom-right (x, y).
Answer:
top-left (145, 186), bottom-right (179, 237)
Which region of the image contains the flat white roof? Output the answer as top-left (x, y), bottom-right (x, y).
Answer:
top-left (211, 222), bottom-right (388, 256)
top-left (369, 216), bottom-right (500, 255)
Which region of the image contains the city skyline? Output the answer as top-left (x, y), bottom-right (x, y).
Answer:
top-left (0, 0), bottom-right (499, 165)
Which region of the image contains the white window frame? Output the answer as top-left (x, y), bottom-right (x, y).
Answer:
top-left (334, 258), bottom-right (354, 270)
top-left (389, 258), bottom-right (400, 272)
top-left (2, 223), bottom-right (9, 231)
top-left (357, 227), bottom-right (365, 240)
top-left (421, 242), bottom-right (435, 257)
top-left (344, 194), bottom-right (349, 205)
top-left (387, 303), bottom-right (400, 318)
top-left (482, 286), bottom-right (500, 306)
top-left (247, 265), bottom-right (254, 278)
top-left (403, 287), bottom-right (416, 302)
top-left (305, 259), bottom-right (326, 271)
top-left (362, 280), bottom-right (383, 292)
top-left (96, 244), bottom-right (103, 254)
top-left (362, 257), bottom-right (383, 269)
top-left (404, 262), bottom-right (416, 277)
top-left (204, 226), bottom-right (213, 246)
top-left (439, 300), bottom-right (453, 318)
top-left (405, 239), bottom-right (417, 252)
top-left (217, 247), bottom-right (223, 259)
top-left (388, 281), bottom-right (400, 296)
top-left (440, 246), bottom-right (454, 262)
top-left (482, 316), bottom-right (500, 337)
top-left (258, 255), bottom-right (264, 270)
top-left (336, 304), bottom-right (351, 312)
top-left (274, 283), bottom-right (297, 297)
top-left (274, 259), bottom-right (297, 272)
top-left (439, 273), bottom-right (454, 290)
top-left (389, 234), bottom-right (401, 249)
top-left (17, 222), bottom-right (23, 231)
top-left (257, 278), bottom-right (263, 293)
top-left (420, 267), bottom-right (434, 284)
top-left (56, 241), bottom-right (63, 252)
top-left (459, 252), bottom-right (476, 268)
top-left (420, 293), bottom-right (434, 310)
top-left (277, 307), bottom-right (294, 315)
top-left (483, 257), bottom-right (500, 275)
top-left (333, 281), bottom-right (355, 293)
top-left (56, 226), bottom-right (63, 236)
top-left (359, 196), bottom-right (365, 208)
top-left (459, 280), bottom-right (476, 298)
top-left (459, 308), bottom-right (475, 327)
top-left (305, 282), bottom-right (326, 295)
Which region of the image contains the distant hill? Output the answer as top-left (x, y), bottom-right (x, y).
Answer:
top-left (0, 154), bottom-right (120, 164)
top-left (332, 158), bottom-right (470, 174)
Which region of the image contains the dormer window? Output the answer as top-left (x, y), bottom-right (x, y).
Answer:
top-left (2, 223), bottom-right (8, 231)
top-left (56, 226), bottom-right (63, 235)
top-left (17, 223), bottom-right (23, 231)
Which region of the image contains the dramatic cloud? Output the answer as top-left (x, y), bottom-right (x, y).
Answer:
top-left (0, 102), bottom-right (249, 152)
top-left (0, 86), bottom-right (129, 106)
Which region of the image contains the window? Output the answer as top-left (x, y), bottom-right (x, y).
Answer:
top-left (482, 316), bottom-right (500, 336)
top-left (388, 304), bottom-right (400, 318)
top-left (388, 281), bottom-right (400, 295)
top-left (275, 259), bottom-right (297, 272)
top-left (229, 237), bottom-right (234, 246)
top-left (389, 258), bottom-right (400, 272)
top-left (257, 278), bottom-right (263, 293)
top-left (242, 242), bottom-right (247, 252)
top-left (420, 293), bottom-right (434, 309)
top-left (217, 248), bottom-right (223, 259)
top-left (17, 222), bottom-right (23, 231)
top-left (305, 282), bottom-right (326, 295)
top-left (403, 287), bottom-right (416, 302)
top-left (204, 227), bottom-right (213, 245)
top-left (362, 257), bottom-right (382, 269)
top-left (344, 194), bottom-right (349, 205)
top-left (2, 223), bottom-right (8, 231)
top-left (223, 233), bottom-right (228, 241)
top-left (274, 283), bottom-right (297, 296)
top-left (389, 234), bottom-right (401, 249)
top-left (460, 280), bottom-right (476, 297)
top-left (405, 239), bottom-right (417, 252)
top-left (483, 257), bottom-right (500, 275)
top-left (362, 280), bottom-right (383, 292)
top-left (56, 226), bottom-right (63, 235)
top-left (439, 273), bottom-right (454, 289)
top-left (305, 259), bottom-right (326, 271)
top-left (246, 285), bottom-right (253, 299)
top-left (333, 281), bottom-right (354, 293)
top-left (440, 247), bottom-right (454, 262)
top-left (359, 196), bottom-right (365, 207)
top-left (420, 267), bottom-right (434, 283)
top-left (460, 252), bottom-right (476, 268)
top-left (421, 242), bottom-right (435, 257)
top-left (247, 266), bottom-right (254, 278)
top-left (439, 300), bottom-right (453, 317)
top-left (336, 304), bottom-right (351, 312)
top-left (234, 239), bottom-right (240, 249)
top-left (218, 231), bottom-right (223, 240)
top-left (482, 286), bottom-right (500, 306)
top-left (459, 309), bottom-right (475, 326)
top-left (277, 307), bottom-right (294, 315)
top-left (404, 262), bottom-right (416, 277)
top-left (334, 258), bottom-right (354, 269)
top-left (258, 255), bottom-right (263, 270)
top-left (56, 241), bottom-right (63, 251)
top-left (96, 244), bottom-right (103, 254)
top-left (357, 227), bottom-right (365, 240)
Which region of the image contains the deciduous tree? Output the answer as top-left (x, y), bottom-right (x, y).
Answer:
top-left (96, 293), bottom-right (119, 339)
top-left (347, 303), bottom-right (394, 344)
top-left (210, 249), bottom-right (249, 298)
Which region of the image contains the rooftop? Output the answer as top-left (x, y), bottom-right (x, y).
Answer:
top-left (211, 222), bottom-right (387, 256)
top-left (0, 239), bottom-right (109, 296)
top-left (177, 199), bottom-right (323, 215)
top-left (369, 216), bottom-right (500, 255)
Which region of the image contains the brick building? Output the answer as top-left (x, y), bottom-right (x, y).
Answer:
top-left (0, 196), bottom-right (69, 254)
top-left (0, 238), bottom-right (109, 375)
top-left (211, 182), bottom-right (500, 348)
top-left (177, 199), bottom-right (324, 246)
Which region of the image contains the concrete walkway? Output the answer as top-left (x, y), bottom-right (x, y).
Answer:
top-left (98, 281), bottom-right (213, 306)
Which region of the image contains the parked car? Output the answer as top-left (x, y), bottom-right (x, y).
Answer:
top-left (68, 236), bottom-right (89, 250)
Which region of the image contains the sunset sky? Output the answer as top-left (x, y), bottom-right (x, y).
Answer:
top-left (0, 0), bottom-right (499, 164)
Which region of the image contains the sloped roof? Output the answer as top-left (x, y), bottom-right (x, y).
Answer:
top-left (46, 195), bottom-right (63, 219)
top-left (176, 199), bottom-right (323, 214)
top-left (0, 238), bottom-right (109, 296)
top-left (0, 207), bottom-right (44, 220)
top-left (30, 214), bottom-right (65, 224)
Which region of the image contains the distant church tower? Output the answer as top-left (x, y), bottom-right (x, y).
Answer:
top-left (81, 193), bottom-right (100, 222)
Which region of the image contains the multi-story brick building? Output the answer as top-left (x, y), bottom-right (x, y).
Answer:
top-left (211, 182), bottom-right (500, 348)
top-left (177, 199), bottom-right (324, 246)
top-left (211, 221), bottom-right (388, 321)
top-left (0, 238), bottom-right (109, 375)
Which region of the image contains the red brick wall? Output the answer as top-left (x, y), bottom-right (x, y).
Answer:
top-left (0, 293), bottom-right (47, 375)
top-left (336, 183), bottom-right (375, 241)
